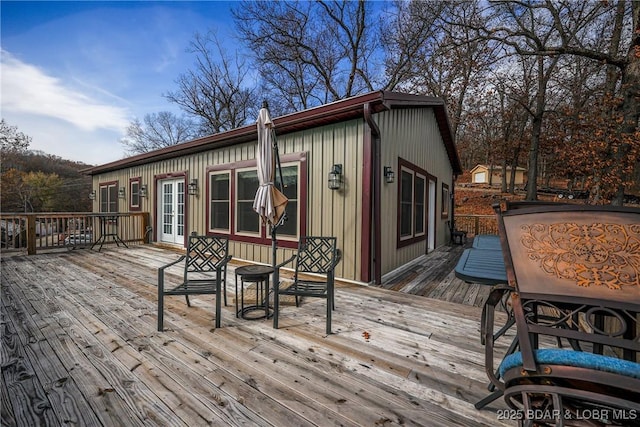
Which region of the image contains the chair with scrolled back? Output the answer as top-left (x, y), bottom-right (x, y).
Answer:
top-left (493, 204), bottom-right (640, 426)
top-left (157, 232), bottom-right (232, 331)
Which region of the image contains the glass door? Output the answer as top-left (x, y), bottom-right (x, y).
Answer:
top-left (158, 178), bottom-right (185, 244)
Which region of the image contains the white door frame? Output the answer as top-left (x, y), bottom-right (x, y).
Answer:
top-left (157, 178), bottom-right (186, 245)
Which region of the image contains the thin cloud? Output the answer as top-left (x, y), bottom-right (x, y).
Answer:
top-left (1, 50), bottom-right (130, 132)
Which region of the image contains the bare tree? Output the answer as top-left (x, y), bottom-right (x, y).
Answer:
top-left (0, 119), bottom-right (31, 152)
top-left (165, 31), bottom-right (258, 134)
top-left (382, 0), bottom-right (497, 139)
top-left (1, 119), bottom-right (32, 175)
top-left (465, 1), bottom-right (639, 204)
top-left (120, 112), bottom-right (200, 155)
top-left (233, 0), bottom-right (379, 111)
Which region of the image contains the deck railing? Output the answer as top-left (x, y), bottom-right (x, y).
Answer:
top-left (454, 214), bottom-right (498, 237)
top-left (0, 212), bottom-right (150, 255)
top-left (1, 212), bottom-right (493, 255)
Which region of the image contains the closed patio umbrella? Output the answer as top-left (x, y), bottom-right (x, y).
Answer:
top-left (253, 103), bottom-right (288, 269)
top-left (253, 105), bottom-right (288, 227)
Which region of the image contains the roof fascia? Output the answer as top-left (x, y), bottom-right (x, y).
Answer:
top-left (83, 90), bottom-right (462, 176)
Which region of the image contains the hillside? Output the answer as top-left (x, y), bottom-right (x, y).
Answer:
top-left (0, 150), bottom-right (93, 212)
top-left (454, 171), bottom-right (639, 216)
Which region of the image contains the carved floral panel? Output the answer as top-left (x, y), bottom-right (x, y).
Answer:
top-left (520, 222), bottom-right (640, 290)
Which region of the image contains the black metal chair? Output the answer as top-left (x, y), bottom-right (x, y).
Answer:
top-left (493, 204), bottom-right (640, 426)
top-left (157, 233), bottom-right (232, 331)
top-left (273, 236), bottom-right (341, 335)
top-left (447, 220), bottom-right (467, 245)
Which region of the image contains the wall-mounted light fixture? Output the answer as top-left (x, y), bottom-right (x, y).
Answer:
top-left (139, 184), bottom-right (148, 198)
top-left (118, 187), bottom-right (126, 199)
top-left (188, 178), bottom-right (198, 196)
top-left (383, 166), bottom-right (395, 184)
top-left (328, 164), bottom-right (343, 190)
top-left (89, 190), bottom-right (96, 200)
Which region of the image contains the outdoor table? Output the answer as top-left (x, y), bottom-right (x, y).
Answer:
top-left (90, 214), bottom-right (128, 252)
top-left (235, 265), bottom-right (274, 320)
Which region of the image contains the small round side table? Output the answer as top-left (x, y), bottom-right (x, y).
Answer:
top-left (235, 265), bottom-right (274, 320)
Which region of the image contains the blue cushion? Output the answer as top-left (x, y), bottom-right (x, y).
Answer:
top-left (499, 348), bottom-right (640, 379)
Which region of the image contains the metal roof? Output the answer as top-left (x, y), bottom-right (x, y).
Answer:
top-left (83, 90), bottom-right (462, 175)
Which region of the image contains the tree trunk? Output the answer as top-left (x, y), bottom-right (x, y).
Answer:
top-left (509, 145), bottom-right (520, 194)
top-left (611, 1), bottom-right (640, 206)
top-left (526, 115), bottom-right (543, 201)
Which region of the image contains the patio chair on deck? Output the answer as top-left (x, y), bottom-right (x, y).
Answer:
top-left (447, 220), bottom-right (467, 245)
top-left (494, 204), bottom-right (640, 426)
top-left (273, 236), bottom-right (341, 335)
top-left (157, 233), bottom-right (232, 331)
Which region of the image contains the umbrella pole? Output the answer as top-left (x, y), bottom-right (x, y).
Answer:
top-left (271, 126), bottom-right (286, 259)
top-left (270, 126), bottom-right (286, 310)
top-left (273, 129), bottom-right (285, 194)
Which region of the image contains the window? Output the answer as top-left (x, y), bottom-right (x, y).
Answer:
top-left (207, 154), bottom-right (305, 248)
top-left (99, 182), bottom-right (118, 213)
top-left (210, 172), bottom-right (230, 232)
top-left (275, 164), bottom-right (299, 237)
top-left (236, 169), bottom-right (261, 235)
top-left (397, 159), bottom-right (428, 247)
top-left (441, 183), bottom-right (450, 218)
top-left (400, 170), bottom-right (413, 237)
top-left (130, 178), bottom-right (141, 211)
top-left (415, 176), bottom-right (425, 234)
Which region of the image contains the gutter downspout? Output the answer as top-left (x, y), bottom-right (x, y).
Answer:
top-left (364, 103), bottom-right (382, 286)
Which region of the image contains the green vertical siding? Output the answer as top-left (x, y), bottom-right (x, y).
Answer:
top-left (376, 107), bottom-right (454, 277)
top-left (91, 108), bottom-right (454, 283)
top-left (92, 119), bottom-right (365, 282)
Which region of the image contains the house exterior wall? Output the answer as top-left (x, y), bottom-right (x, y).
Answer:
top-left (91, 118), bottom-right (365, 282)
top-left (274, 119), bottom-right (364, 282)
top-left (377, 107), bottom-right (454, 277)
top-left (89, 100), bottom-right (457, 284)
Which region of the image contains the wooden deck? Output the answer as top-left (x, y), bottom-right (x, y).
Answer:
top-left (1, 244), bottom-right (513, 427)
top-left (381, 243), bottom-right (494, 308)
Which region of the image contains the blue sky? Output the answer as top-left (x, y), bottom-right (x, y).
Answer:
top-left (1, 1), bottom-right (239, 165)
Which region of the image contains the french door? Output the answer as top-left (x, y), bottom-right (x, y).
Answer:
top-left (158, 178), bottom-right (185, 244)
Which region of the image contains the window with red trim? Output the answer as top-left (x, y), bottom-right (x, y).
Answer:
top-left (130, 177), bottom-right (142, 211)
top-left (441, 183), bottom-right (450, 218)
top-left (207, 157), bottom-right (304, 247)
top-left (99, 182), bottom-right (118, 213)
top-left (398, 159), bottom-right (427, 247)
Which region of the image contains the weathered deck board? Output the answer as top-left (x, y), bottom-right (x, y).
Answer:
top-left (2, 283), bottom-right (105, 427)
top-left (380, 244), bottom-right (494, 308)
top-left (1, 245), bottom-right (513, 426)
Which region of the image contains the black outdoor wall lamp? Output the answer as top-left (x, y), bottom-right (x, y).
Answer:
top-left (139, 185), bottom-right (148, 198)
top-left (89, 190), bottom-right (96, 200)
top-left (384, 166), bottom-right (395, 184)
top-left (188, 178), bottom-right (198, 196)
top-left (118, 187), bottom-right (126, 199)
top-left (328, 164), bottom-right (343, 190)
